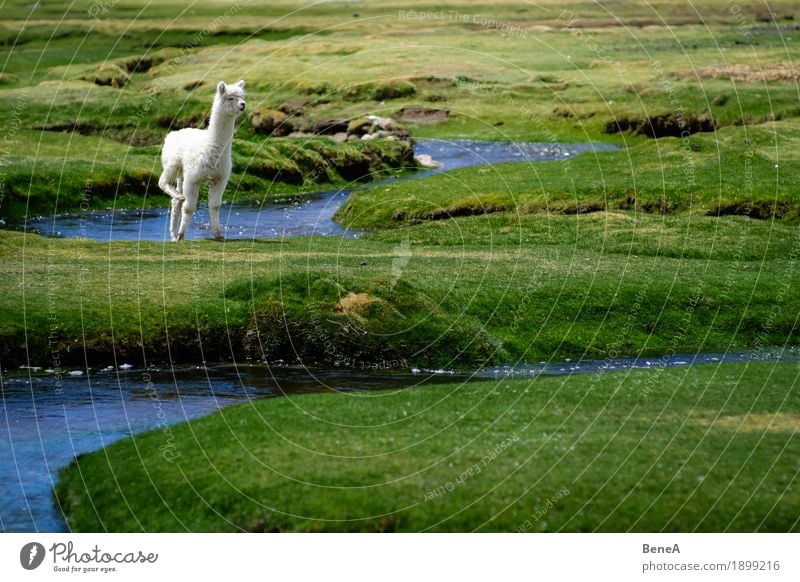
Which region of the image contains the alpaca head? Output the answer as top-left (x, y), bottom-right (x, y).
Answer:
top-left (216, 80), bottom-right (246, 116)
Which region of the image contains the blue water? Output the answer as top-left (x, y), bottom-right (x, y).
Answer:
top-left (10, 139), bottom-right (618, 242)
top-left (2, 349), bottom-right (798, 532)
top-left (0, 365), bottom-right (469, 532)
top-left (8, 138), bottom-right (788, 533)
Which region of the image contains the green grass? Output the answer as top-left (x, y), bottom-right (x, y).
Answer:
top-left (0, 126), bottom-right (415, 220)
top-left (2, 207), bottom-right (798, 369)
top-left (3, 1), bottom-right (800, 219)
top-left (2, 0), bottom-right (799, 533)
top-left (337, 120), bottom-right (800, 230)
top-left (55, 361), bottom-right (800, 532)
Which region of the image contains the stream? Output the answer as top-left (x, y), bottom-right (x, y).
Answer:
top-left (4, 139), bottom-right (795, 533)
top-left (2, 350), bottom-right (798, 532)
top-left (12, 139), bottom-right (617, 241)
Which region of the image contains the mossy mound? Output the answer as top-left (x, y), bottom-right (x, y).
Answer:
top-left (231, 272), bottom-right (506, 368)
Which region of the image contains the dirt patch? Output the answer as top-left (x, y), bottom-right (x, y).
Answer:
top-left (395, 106), bottom-right (450, 123)
top-left (708, 200), bottom-right (795, 220)
top-left (553, 106), bottom-right (595, 120)
top-left (314, 119), bottom-right (350, 135)
top-left (693, 412), bottom-right (800, 433)
top-left (402, 202), bottom-right (508, 222)
top-left (85, 55), bottom-right (166, 88)
top-left (183, 80), bottom-right (204, 91)
top-left (156, 112), bottom-right (209, 130)
top-left (674, 62), bottom-right (800, 83)
top-left (617, 195), bottom-right (684, 214)
top-left (122, 55), bottom-right (163, 74)
top-left (604, 112), bottom-right (715, 138)
top-left (278, 98), bottom-right (311, 116)
top-left (560, 202), bottom-right (605, 215)
top-left (249, 108), bottom-right (293, 136)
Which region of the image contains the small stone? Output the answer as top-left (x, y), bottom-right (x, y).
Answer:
top-left (414, 154), bottom-right (443, 169)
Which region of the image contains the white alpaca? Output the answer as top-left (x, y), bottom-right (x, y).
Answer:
top-left (158, 80), bottom-right (246, 241)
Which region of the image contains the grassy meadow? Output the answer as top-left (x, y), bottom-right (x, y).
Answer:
top-left (1, 0), bottom-right (799, 531)
top-left (55, 362), bottom-right (800, 532)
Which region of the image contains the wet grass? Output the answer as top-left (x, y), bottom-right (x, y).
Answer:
top-left (55, 361), bottom-right (800, 532)
top-left (3, 1), bottom-right (800, 219)
top-left (1, 0), bottom-right (799, 533)
top-left (0, 127), bottom-right (414, 220)
top-left (337, 120), bottom-right (800, 229)
top-left (2, 208), bottom-right (798, 369)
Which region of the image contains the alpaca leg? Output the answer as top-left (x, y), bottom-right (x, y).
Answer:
top-left (158, 163), bottom-right (183, 200)
top-left (168, 171), bottom-right (185, 241)
top-left (169, 197), bottom-right (184, 242)
top-left (208, 176), bottom-right (228, 241)
top-left (176, 179), bottom-right (200, 241)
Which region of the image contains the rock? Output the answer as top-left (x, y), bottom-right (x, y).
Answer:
top-left (334, 115), bottom-right (412, 143)
top-left (347, 117), bottom-right (373, 137)
top-left (365, 116), bottom-right (411, 141)
top-left (331, 132), bottom-right (349, 142)
top-left (249, 107), bottom-right (293, 136)
top-left (366, 115), bottom-right (393, 130)
top-left (414, 154), bottom-right (443, 169)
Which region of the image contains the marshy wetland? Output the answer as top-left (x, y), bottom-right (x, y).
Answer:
top-left (0, 0), bottom-right (799, 532)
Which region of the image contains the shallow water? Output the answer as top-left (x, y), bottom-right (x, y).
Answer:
top-left (9, 139), bottom-right (618, 242)
top-left (0, 365), bottom-right (468, 532)
top-left (8, 138), bottom-right (787, 533)
top-left (1, 138), bottom-right (624, 532)
top-left (2, 349), bottom-right (797, 532)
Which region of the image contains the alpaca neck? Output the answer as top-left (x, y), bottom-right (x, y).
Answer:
top-left (207, 99), bottom-right (236, 146)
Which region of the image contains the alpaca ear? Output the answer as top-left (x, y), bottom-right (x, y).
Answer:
top-left (235, 79), bottom-right (245, 89)
top-left (217, 81), bottom-right (226, 95)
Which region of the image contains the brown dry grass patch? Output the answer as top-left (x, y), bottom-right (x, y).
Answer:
top-left (675, 62), bottom-right (799, 83)
top-left (333, 292), bottom-right (380, 316)
top-left (693, 412), bottom-right (800, 433)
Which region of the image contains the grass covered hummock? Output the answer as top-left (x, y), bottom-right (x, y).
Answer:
top-left (3, 208), bottom-right (798, 369)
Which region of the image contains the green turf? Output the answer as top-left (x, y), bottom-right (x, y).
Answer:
top-left (2, 0), bottom-right (799, 533)
top-left (337, 121), bottom-right (800, 229)
top-left (55, 362), bottom-right (800, 532)
top-left (3, 207), bottom-right (798, 369)
top-left (3, 1), bottom-right (800, 219)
